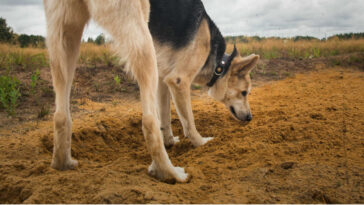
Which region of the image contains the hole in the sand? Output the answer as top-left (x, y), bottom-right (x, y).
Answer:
top-left (40, 117), bottom-right (147, 163)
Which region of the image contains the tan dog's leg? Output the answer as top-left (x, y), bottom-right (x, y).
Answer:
top-left (157, 80), bottom-right (179, 147)
top-left (164, 19), bottom-right (212, 147)
top-left (44, 0), bottom-right (90, 170)
top-left (165, 73), bottom-right (213, 147)
top-left (87, 0), bottom-right (187, 182)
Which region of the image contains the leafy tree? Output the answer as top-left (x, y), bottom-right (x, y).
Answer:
top-left (293, 36), bottom-right (319, 42)
top-left (87, 37), bottom-right (94, 43)
top-left (329, 33), bottom-right (364, 40)
top-left (95, 34), bottom-right (105, 45)
top-left (18, 34), bottom-right (45, 48)
top-left (0, 17), bottom-right (14, 43)
top-left (18, 34), bottom-right (31, 47)
top-left (29, 35), bottom-right (45, 47)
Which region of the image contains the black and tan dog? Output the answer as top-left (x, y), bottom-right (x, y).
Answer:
top-left (44, 0), bottom-right (259, 183)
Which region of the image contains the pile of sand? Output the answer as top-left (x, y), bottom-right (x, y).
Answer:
top-left (0, 68), bottom-right (363, 203)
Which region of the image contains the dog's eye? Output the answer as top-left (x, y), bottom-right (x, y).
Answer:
top-left (241, 91), bottom-right (247, 97)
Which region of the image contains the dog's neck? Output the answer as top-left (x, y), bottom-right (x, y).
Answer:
top-left (193, 49), bottom-right (236, 87)
top-left (193, 65), bottom-right (216, 86)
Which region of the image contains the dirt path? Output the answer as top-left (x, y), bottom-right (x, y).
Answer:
top-left (0, 68), bottom-right (363, 203)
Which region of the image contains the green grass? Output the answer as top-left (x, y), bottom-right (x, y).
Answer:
top-left (31, 68), bottom-right (40, 94)
top-left (0, 75), bottom-right (21, 116)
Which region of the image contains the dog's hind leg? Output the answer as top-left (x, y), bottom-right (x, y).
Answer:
top-left (44, 0), bottom-right (90, 170)
top-left (158, 80), bottom-right (179, 147)
top-left (87, 0), bottom-right (188, 183)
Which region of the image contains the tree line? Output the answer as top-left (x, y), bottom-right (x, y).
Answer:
top-left (0, 17), bottom-right (106, 48)
top-left (0, 17), bottom-right (45, 47)
top-left (225, 33), bottom-right (364, 43)
top-left (1, 17), bottom-right (364, 47)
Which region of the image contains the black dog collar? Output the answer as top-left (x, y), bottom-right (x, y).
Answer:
top-left (207, 45), bottom-right (238, 87)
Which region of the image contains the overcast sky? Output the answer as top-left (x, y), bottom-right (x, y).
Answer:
top-left (1, 0), bottom-right (363, 39)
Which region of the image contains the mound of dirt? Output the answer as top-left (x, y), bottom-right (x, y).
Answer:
top-left (0, 68), bottom-right (363, 203)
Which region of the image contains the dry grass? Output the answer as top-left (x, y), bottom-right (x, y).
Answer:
top-left (1, 38), bottom-right (364, 72)
top-left (0, 43), bottom-right (48, 72)
top-left (227, 38), bottom-right (364, 59)
top-left (78, 43), bottom-right (118, 68)
top-left (0, 43), bottom-right (119, 72)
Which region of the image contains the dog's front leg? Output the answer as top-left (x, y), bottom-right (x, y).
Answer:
top-left (157, 79), bottom-right (180, 147)
top-left (165, 75), bottom-right (213, 147)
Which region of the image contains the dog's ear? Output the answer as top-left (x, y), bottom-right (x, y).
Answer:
top-left (232, 54), bottom-right (260, 77)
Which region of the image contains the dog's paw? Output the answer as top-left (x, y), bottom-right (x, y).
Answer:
top-left (148, 162), bottom-right (189, 183)
top-left (164, 136), bottom-right (180, 148)
top-left (193, 137), bottom-right (214, 147)
top-left (202, 137), bottom-right (214, 145)
top-left (51, 158), bottom-right (78, 171)
top-left (173, 166), bottom-right (189, 182)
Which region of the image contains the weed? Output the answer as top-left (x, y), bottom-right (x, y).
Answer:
top-left (348, 55), bottom-right (362, 64)
top-left (114, 75), bottom-right (122, 91)
top-left (281, 71), bottom-right (292, 77)
top-left (249, 72), bottom-right (255, 79)
top-left (112, 99), bottom-right (118, 106)
top-left (93, 82), bottom-right (101, 92)
top-left (0, 75), bottom-right (21, 116)
top-left (31, 68), bottom-right (40, 93)
top-left (37, 105), bottom-right (50, 119)
top-left (257, 64), bottom-right (267, 75)
top-left (41, 86), bottom-right (54, 97)
top-left (311, 47), bottom-right (321, 58)
top-left (331, 59), bottom-right (341, 66)
top-left (266, 71), bottom-right (278, 76)
top-left (114, 75), bottom-right (121, 86)
top-left (191, 84), bottom-right (202, 90)
top-left (304, 51), bottom-right (311, 59)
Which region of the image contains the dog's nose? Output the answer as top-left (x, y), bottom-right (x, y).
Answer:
top-left (246, 113), bottom-right (252, 121)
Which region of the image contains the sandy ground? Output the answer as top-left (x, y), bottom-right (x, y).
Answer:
top-left (0, 67), bottom-right (363, 203)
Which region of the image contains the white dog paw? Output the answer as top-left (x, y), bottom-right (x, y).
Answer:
top-left (148, 162), bottom-right (189, 183)
top-left (51, 157), bottom-right (78, 171)
top-left (202, 137), bottom-right (214, 144)
top-left (193, 137), bottom-right (214, 147)
top-left (173, 166), bottom-right (189, 182)
top-left (164, 136), bottom-right (180, 148)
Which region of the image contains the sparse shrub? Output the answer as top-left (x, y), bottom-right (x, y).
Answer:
top-left (331, 59), bottom-right (341, 66)
top-left (37, 105), bottom-right (50, 119)
top-left (311, 47), bottom-right (321, 58)
top-left (114, 75), bottom-right (121, 90)
top-left (0, 75), bottom-right (21, 116)
top-left (41, 86), bottom-right (54, 97)
top-left (100, 50), bottom-right (119, 67)
top-left (93, 82), bottom-right (100, 92)
top-left (31, 68), bottom-right (40, 93)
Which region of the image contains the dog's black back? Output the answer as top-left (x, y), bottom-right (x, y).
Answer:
top-left (149, 0), bottom-right (226, 66)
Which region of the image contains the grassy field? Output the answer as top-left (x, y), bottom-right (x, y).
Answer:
top-left (1, 38), bottom-right (364, 72)
top-left (227, 38), bottom-right (364, 59)
top-left (0, 38), bottom-right (363, 117)
top-left (0, 43), bottom-right (117, 72)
